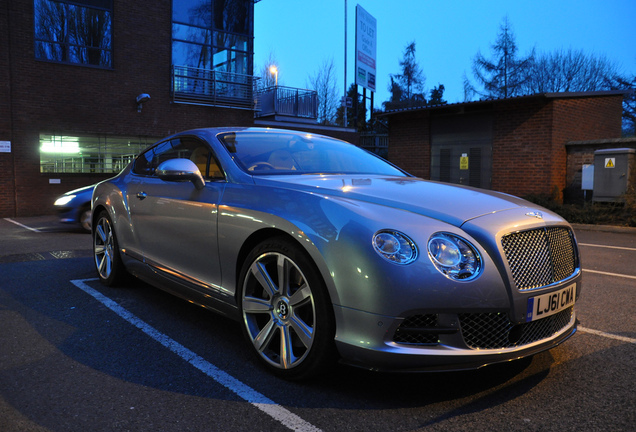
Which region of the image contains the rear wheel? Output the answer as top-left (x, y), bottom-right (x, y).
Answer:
top-left (93, 210), bottom-right (126, 286)
top-left (238, 237), bottom-right (337, 380)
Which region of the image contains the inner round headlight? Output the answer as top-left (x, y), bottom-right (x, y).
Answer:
top-left (427, 233), bottom-right (482, 280)
top-left (373, 230), bottom-right (418, 265)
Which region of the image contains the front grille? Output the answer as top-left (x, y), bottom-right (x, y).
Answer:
top-left (502, 227), bottom-right (577, 290)
top-left (459, 307), bottom-right (574, 349)
top-left (393, 314), bottom-right (439, 345)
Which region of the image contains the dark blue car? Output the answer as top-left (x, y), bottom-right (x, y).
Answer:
top-left (53, 185), bottom-right (94, 232)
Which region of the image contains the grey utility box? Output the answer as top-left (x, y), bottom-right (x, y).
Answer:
top-left (592, 148), bottom-right (636, 202)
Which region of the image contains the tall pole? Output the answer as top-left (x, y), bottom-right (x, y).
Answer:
top-left (344, 0), bottom-right (348, 128)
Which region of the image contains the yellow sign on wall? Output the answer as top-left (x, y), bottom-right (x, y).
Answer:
top-left (604, 158), bottom-right (615, 168)
top-left (460, 154), bottom-right (469, 170)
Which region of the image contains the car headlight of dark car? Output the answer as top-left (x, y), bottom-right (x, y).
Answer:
top-left (54, 194), bottom-right (76, 207)
top-left (372, 230), bottom-right (418, 265)
top-left (427, 233), bottom-right (482, 280)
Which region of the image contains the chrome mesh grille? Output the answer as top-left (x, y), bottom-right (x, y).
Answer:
top-left (502, 227), bottom-right (577, 290)
top-left (393, 314), bottom-right (439, 345)
top-left (459, 307), bottom-right (574, 349)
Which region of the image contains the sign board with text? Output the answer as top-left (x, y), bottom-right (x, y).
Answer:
top-left (355, 5), bottom-right (376, 92)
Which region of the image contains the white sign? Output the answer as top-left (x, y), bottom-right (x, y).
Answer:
top-left (604, 158), bottom-right (615, 168)
top-left (355, 5), bottom-right (376, 92)
top-left (0, 141), bottom-right (11, 153)
top-left (581, 164), bottom-right (594, 190)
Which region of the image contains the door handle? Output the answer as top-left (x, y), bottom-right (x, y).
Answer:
top-left (136, 192), bottom-right (147, 200)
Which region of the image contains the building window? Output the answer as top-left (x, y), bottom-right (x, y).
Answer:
top-left (34, 0), bottom-right (113, 68)
top-left (39, 133), bottom-right (156, 174)
top-left (171, 0), bottom-right (255, 108)
top-left (172, 0), bottom-right (252, 74)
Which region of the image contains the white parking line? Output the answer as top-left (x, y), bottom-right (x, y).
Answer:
top-left (3, 218), bottom-right (42, 233)
top-left (579, 243), bottom-right (636, 252)
top-left (579, 327), bottom-right (636, 344)
top-left (71, 278), bottom-right (322, 432)
top-left (583, 269), bottom-right (636, 280)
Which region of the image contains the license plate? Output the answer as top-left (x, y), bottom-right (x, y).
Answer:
top-left (526, 283), bottom-right (576, 322)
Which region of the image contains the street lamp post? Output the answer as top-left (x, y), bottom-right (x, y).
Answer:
top-left (269, 66), bottom-right (278, 87)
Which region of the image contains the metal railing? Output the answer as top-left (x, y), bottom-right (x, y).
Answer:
top-left (255, 86), bottom-right (317, 119)
top-left (172, 65), bottom-right (258, 110)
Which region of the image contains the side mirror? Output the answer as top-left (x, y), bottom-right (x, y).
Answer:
top-left (156, 159), bottom-right (205, 190)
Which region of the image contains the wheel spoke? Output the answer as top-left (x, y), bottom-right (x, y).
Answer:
top-left (251, 261), bottom-right (278, 298)
top-left (289, 315), bottom-right (313, 349)
top-left (277, 255), bottom-right (290, 296)
top-left (242, 295), bottom-right (272, 314)
top-left (253, 318), bottom-right (277, 353)
top-left (289, 283), bottom-right (312, 308)
top-left (96, 222), bottom-right (107, 243)
top-left (280, 325), bottom-right (295, 369)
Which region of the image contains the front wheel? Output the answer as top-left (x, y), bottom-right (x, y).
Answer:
top-left (238, 237), bottom-right (337, 380)
top-left (93, 210), bottom-right (126, 286)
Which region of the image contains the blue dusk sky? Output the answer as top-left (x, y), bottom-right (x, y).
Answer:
top-left (254, 0), bottom-right (636, 107)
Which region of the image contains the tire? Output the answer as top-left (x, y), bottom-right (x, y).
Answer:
top-left (93, 210), bottom-right (126, 286)
top-left (80, 205), bottom-right (92, 232)
top-left (238, 237), bottom-right (337, 380)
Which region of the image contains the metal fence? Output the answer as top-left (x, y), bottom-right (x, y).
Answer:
top-left (172, 65), bottom-right (258, 110)
top-left (255, 86), bottom-right (317, 119)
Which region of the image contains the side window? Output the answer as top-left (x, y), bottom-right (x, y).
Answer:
top-left (133, 137), bottom-right (223, 179)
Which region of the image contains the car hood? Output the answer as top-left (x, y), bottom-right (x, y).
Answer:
top-left (254, 175), bottom-right (535, 227)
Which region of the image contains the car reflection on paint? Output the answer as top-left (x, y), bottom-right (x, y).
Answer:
top-left (91, 127), bottom-right (582, 380)
top-left (54, 185), bottom-right (94, 232)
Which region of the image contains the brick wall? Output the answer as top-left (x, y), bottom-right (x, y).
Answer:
top-left (555, 97), bottom-right (624, 198)
top-left (0, 2), bottom-right (15, 216)
top-left (492, 98), bottom-right (554, 197)
top-left (2, 0), bottom-right (359, 217)
top-left (387, 111), bottom-right (431, 178)
top-left (383, 93), bottom-right (625, 203)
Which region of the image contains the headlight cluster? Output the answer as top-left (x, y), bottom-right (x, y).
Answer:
top-left (372, 230), bottom-right (417, 265)
top-left (427, 232), bottom-right (482, 280)
top-left (54, 195), bottom-right (75, 206)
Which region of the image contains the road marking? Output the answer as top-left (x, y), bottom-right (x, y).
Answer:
top-left (71, 279), bottom-right (322, 432)
top-left (583, 269), bottom-right (636, 280)
top-left (579, 327), bottom-right (636, 344)
top-left (3, 218), bottom-right (42, 233)
top-left (579, 243), bottom-right (636, 252)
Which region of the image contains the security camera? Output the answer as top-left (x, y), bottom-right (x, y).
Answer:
top-left (136, 93), bottom-right (150, 104)
top-left (136, 93), bottom-right (150, 112)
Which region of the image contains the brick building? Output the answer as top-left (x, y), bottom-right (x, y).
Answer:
top-left (1, 0), bottom-right (355, 218)
top-left (381, 92), bottom-right (627, 202)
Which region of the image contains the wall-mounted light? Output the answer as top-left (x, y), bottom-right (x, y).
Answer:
top-left (136, 93), bottom-right (150, 112)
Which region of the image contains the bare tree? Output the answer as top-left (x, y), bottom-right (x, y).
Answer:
top-left (468, 17), bottom-right (535, 99)
top-left (307, 57), bottom-right (339, 125)
top-left (523, 48), bottom-right (620, 93)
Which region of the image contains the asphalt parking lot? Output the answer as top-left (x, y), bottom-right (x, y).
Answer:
top-left (1, 216), bottom-right (634, 432)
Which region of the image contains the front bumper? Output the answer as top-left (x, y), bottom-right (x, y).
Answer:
top-left (333, 304), bottom-right (577, 372)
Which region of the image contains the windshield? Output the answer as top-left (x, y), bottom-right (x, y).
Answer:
top-left (219, 131), bottom-right (406, 176)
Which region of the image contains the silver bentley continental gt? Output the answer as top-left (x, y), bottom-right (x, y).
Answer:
top-left (91, 127), bottom-right (581, 379)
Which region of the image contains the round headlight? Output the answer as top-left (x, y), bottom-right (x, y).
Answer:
top-left (427, 233), bottom-right (482, 280)
top-left (373, 230), bottom-right (418, 265)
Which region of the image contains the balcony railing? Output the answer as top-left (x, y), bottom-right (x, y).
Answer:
top-left (172, 65), bottom-right (258, 110)
top-left (255, 86), bottom-right (317, 120)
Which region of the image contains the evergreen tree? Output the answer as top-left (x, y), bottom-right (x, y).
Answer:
top-left (468, 17), bottom-right (535, 99)
top-left (383, 41), bottom-right (427, 110)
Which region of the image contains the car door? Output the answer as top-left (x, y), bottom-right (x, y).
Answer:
top-left (127, 136), bottom-right (227, 296)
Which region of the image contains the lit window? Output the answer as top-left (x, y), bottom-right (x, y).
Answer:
top-left (40, 134), bottom-right (156, 174)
